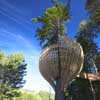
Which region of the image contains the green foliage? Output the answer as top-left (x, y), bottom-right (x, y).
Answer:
top-left (92, 6), bottom-right (100, 25)
top-left (68, 1), bottom-right (100, 99)
top-left (86, 0), bottom-right (100, 13)
top-left (69, 14), bottom-right (100, 100)
top-left (51, 0), bottom-right (58, 5)
top-left (13, 90), bottom-right (54, 100)
top-left (0, 51), bottom-right (27, 100)
top-left (68, 78), bottom-right (98, 100)
top-left (86, 0), bottom-right (100, 32)
top-left (32, 1), bottom-right (70, 48)
top-left (94, 52), bottom-right (100, 70)
top-left (76, 20), bottom-right (98, 71)
top-left (39, 91), bottom-right (54, 100)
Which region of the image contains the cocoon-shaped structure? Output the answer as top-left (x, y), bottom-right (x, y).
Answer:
top-left (39, 35), bottom-right (84, 91)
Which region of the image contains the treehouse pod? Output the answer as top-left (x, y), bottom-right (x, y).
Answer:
top-left (39, 35), bottom-right (84, 91)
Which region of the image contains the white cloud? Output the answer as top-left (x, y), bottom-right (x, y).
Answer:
top-left (0, 29), bottom-right (34, 50)
top-left (0, 0), bottom-right (34, 31)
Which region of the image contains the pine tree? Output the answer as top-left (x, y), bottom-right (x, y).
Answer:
top-left (0, 50), bottom-right (27, 100)
top-left (68, 20), bottom-right (100, 100)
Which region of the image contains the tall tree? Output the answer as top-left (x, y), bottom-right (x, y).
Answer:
top-left (33, 1), bottom-right (70, 100)
top-left (69, 0), bottom-right (100, 99)
top-left (68, 19), bottom-right (100, 100)
top-left (0, 50), bottom-right (27, 100)
top-left (33, 1), bottom-right (85, 100)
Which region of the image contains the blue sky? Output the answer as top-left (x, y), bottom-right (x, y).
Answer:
top-left (0, 0), bottom-right (99, 93)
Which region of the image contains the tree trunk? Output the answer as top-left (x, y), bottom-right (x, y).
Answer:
top-left (55, 79), bottom-right (65, 100)
top-left (0, 96), bottom-right (4, 100)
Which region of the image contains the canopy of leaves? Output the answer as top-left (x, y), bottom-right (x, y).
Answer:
top-left (76, 20), bottom-right (99, 73)
top-left (32, 1), bottom-right (70, 48)
top-left (0, 51), bottom-right (27, 100)
top-left (68, 77), bottom-right (100, 100)
top-left (94, 52), bottom-right (100, 71)
top-left (92, 7), bottom-right (100, 25)
top-left (86, 0), bottom-right (100, 32)
top-left (77, 20), bottom-right (98, 55)
top-left (86, 0), bottom-right (100, 13)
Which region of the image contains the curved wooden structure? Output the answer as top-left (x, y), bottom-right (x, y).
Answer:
top-left (39, 35), bottom-right (84, 91)
top-left (78, 72), bottom-right (100, 81)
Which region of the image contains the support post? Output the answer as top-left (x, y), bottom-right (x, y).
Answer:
top-left (55, 79), bottom-right (65, 100)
